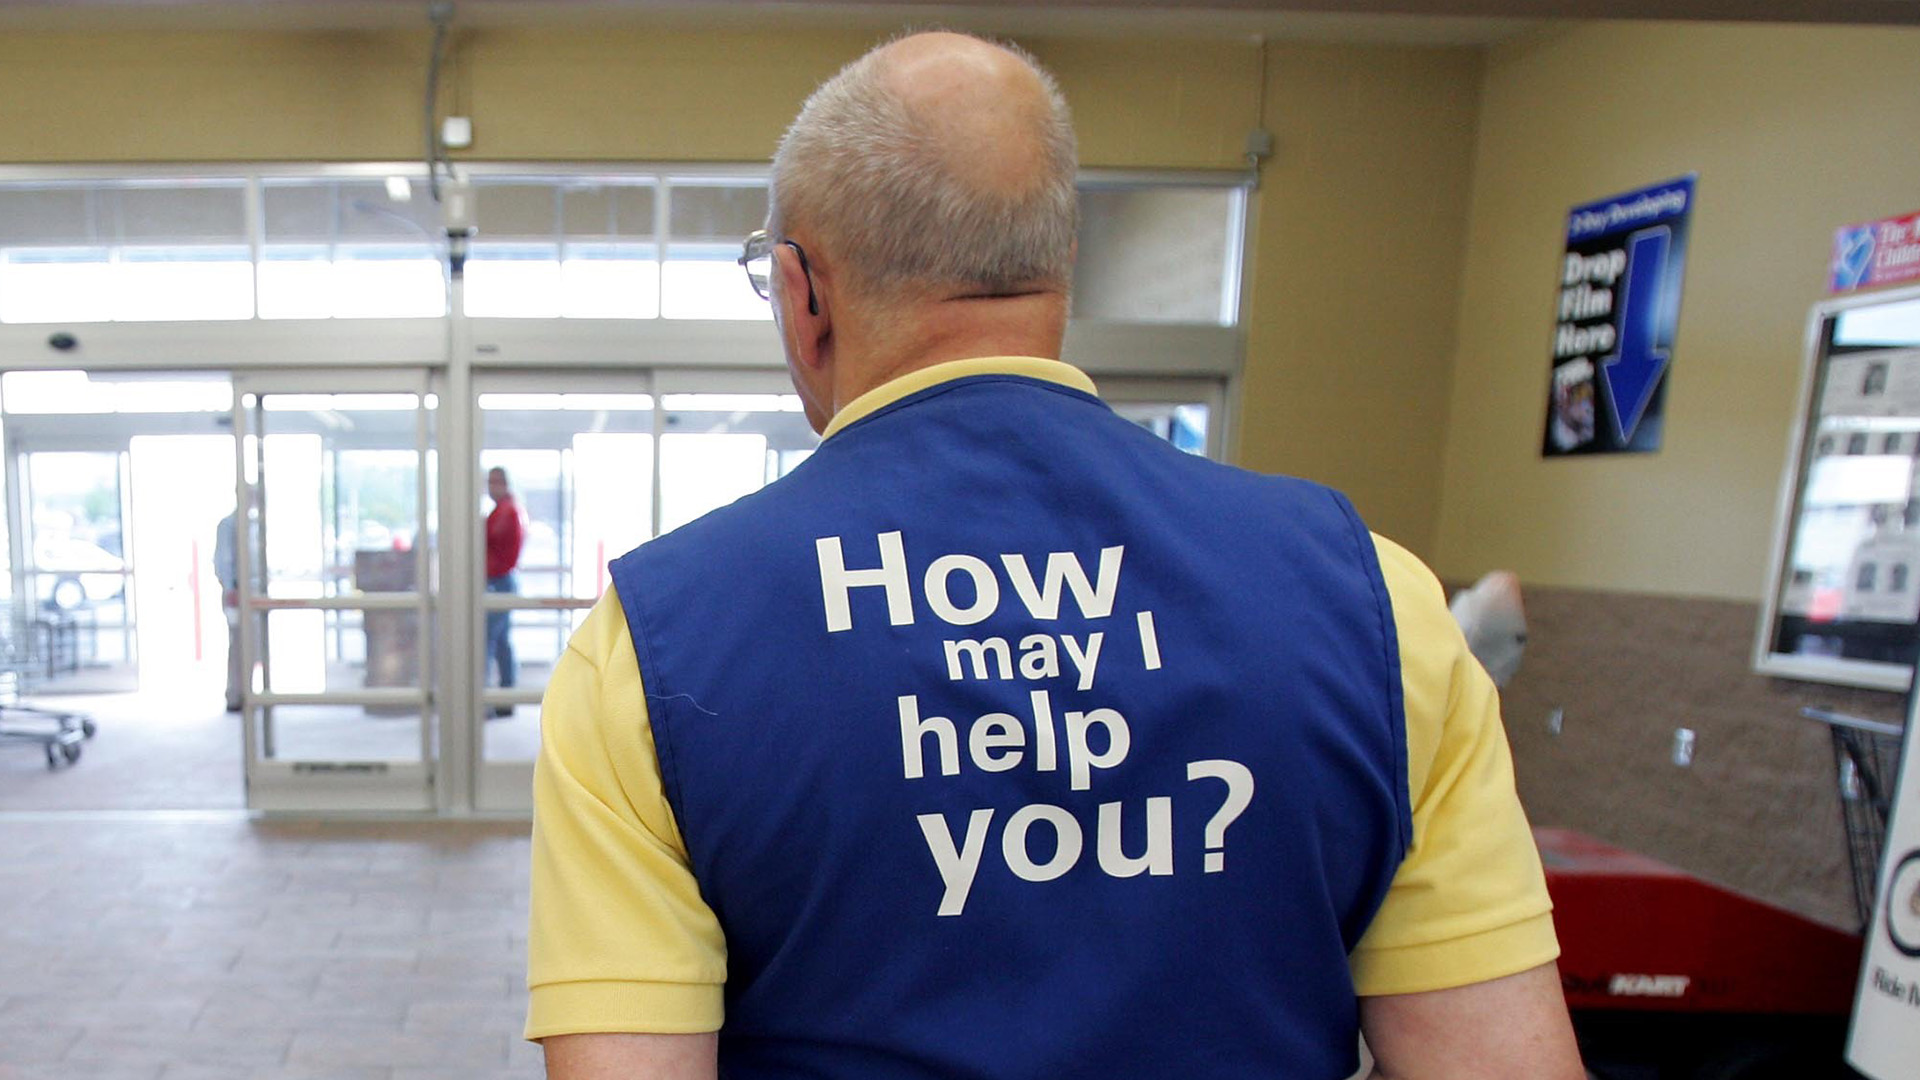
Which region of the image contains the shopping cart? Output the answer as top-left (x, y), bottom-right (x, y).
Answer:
top-left (0, 600), bottom-right (97, 770)
top-left (1801, 706), bottom-right (1906, 933)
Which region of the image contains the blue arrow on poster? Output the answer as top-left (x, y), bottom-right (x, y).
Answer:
top-left (1602, 227), bottom-right (1672, 444)
top-left (1543, 175), bottom-right (1694, 457)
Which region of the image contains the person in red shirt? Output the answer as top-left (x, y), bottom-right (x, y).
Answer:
top-left (485, 466), bottom-right (525, 715)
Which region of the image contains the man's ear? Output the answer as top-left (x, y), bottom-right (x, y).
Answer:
top-left (773, 244), bottom-right (830, 375)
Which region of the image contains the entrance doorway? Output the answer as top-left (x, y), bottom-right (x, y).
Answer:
top-left (469, 369), bottom-right (819, 809)
top-left (0, 371), bottom-right (242, 809)
top-left (129, 434), bottom-right (234, 699)
top-left (232, 371), bottom-right (436, 812)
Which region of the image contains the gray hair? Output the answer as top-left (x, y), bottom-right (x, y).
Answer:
top-left (768, 34), bottom-right (1078, 299)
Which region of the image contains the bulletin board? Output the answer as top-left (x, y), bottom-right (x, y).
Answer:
top-left (1757, 286), bottom-right (1920, 690)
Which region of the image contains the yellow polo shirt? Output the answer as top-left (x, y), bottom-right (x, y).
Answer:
top-left (525, 358), bottom-right (1557, 1039)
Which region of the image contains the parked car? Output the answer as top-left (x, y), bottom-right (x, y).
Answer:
top-left (33, 535), bottom-right (126, 610)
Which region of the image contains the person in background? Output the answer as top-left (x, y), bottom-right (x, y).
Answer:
top-left (1450, 570), bottom-right (1528, 688)
top-left (485, 466), bottom-right (524, 718)
top-left (213, 507), bottom-right (242, 713)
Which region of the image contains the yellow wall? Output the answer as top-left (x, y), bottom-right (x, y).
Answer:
top-left (1434, 21), bottom-right (1920, 600)
top-left (0, 23), bottom-right (1484, 557)
top-left (0, 27), bottom-right (1261, 168)
top-left (0, 31), bottom-right (427, 161)
top-left (1238, 42), bottom-right (1483, 554)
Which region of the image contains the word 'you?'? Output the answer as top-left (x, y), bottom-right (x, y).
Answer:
top-left (817, 531), bottom-right (1257, 917)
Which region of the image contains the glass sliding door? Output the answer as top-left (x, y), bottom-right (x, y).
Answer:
top-left (14, 448), bottom-right (138, 693)
top-left (470, 368), bottom-right (814, 810)
top-left (470, 373), bottom-right (653, 809)
top-left (234, 371), bottom-right (436, 811)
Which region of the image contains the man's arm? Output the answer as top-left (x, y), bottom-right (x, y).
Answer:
top-left (1361, 961), bottom-right (1584, 1079)
top-left (524, 594), bottom-right (727, 1051)
top-left (1352, 538), bottom-right (1579, 1075)
top-left (544, 1032), bottom-right (718, 1080)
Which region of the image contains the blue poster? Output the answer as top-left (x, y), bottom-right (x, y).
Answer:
top-left (1544, 175), bottom-right (1694, 456)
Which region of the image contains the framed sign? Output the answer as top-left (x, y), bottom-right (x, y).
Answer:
top-left (1757, 285), bottom-right (1920, 690)
top-left (1543, 176), bottom-right (1694, 457)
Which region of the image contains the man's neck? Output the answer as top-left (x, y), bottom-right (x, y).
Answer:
top-left (830, 292), bottom-right (1068, 413)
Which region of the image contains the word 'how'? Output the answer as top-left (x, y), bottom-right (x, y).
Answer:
top-left (817, 531), bottom-right (1123, 632)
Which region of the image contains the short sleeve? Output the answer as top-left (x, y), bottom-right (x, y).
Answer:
top-left (524, 591), bottom-right (727, 1039)
top-left (1348, 536), bottom-right (1560, 996)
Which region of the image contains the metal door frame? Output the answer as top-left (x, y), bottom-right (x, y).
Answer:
top-left (470, 366), bottom-right (809, 810)
top-left (469, 368), bottom-right (659, 809)
top-left (1, 418), bottom-right (141, 689)
top-left (232, 367), bottom-right (436, 812)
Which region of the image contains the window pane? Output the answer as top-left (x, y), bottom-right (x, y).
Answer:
top-left (110, 379), bottom-right (232, 414)
top-left (491, 608), bottom-right (585, 693)
top-left (258, 702), bottom-right (423, 763)
top-left (259, 180), bottom-right (445, 318)
top-left (24, 451), bottom-right (134, 677)
top-left (1073, 187), bottom-right (1240, 326)
top-left (28, 452), bottom-right (124, 562)
top-left (256, 396), bottom-right (423, 599)
top-left (0, 251), bottom-right (113, 323)
top-left (263, 608), bottom-right (420, 695)
top-left (662, 247), bottom-right (769, 321)
top-left (561, 247), bottom-right (659, 319)
top-left (2, 371), bottom-right (107, 414)
top-left (2, 371), bottom-right (229, 414)
top-left (466, 245), bottom-right (562, 319)
top-left (464, 175), bottom-right (661, 318)
top-left (668, 183), bottom-right (766, 242)
top-left (477, 184), bottom-right (558, 240)
top-left (662, 183), bottom-right (769, 321)
top-left (466, 241), bottom-right (661, 319)
top-left (0, 186), bottom-right (94, 245)
top-left (564, 184), bottom-right (656, 239)
top-left (264, 179), bottom-right (439, 244)
top-left (1112, 401), bottom-right (1211, 455)
top-left (481, 607), bottom-right (592, 763)
top-left (0, 182), bottom-right (251, 322)
top-left (113, 183), bottom-right (246, 243)
top-left (478, 402), bottom-right (655, 601)
top-left (660, 393), bottom-right (803, 413)
top-left (659, 433), bottom-right (767, 533)
top-left (256, 251), bottom-right (335, 319)
top-left (114, 248), bottom-right (254, 321)
top-left (656, 391), bottom-right (813, 533)
top-left (332, 249), bottom-right (444, 319)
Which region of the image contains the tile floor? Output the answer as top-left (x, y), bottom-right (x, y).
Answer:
top-left (0, 815), bottom-right (539, 1079)
top-left (0, 690), bottom-right (542, 813)
top-left (0, 693), bottom-right (243, 812)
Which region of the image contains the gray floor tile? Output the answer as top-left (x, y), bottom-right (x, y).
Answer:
top-left (285, 1027), bottom-right (506, 1069)
top-left (0, 1026), bottom-right (83, 1065)
top-left (0, 820), bottom-right (535, 1077)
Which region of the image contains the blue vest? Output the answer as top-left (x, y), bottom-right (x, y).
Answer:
top-left (611, 374), bottom-right (1409, 1079)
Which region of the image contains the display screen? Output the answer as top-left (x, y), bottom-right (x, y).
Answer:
top-left (1761, 292), bottom-right (1920, 689)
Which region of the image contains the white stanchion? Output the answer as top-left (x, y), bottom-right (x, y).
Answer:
top-left (1848, 702), bottom-right (1920, 1079)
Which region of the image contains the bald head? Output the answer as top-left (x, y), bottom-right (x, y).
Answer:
top-left (873, 33), bottom-right (1062, 203)
top-left (769, 31), bottom-right (1078, 300)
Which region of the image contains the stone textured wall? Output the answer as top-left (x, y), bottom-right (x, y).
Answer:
top-left (1493, 584), bottom-right (1907, 929)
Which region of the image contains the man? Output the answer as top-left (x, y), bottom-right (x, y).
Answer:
top-left (527, 31), bottom-right (1584, 1080)
top-left (485, 466), bottom-right (523, 716)
top-left (213, 506), bottom-right (243, 713)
